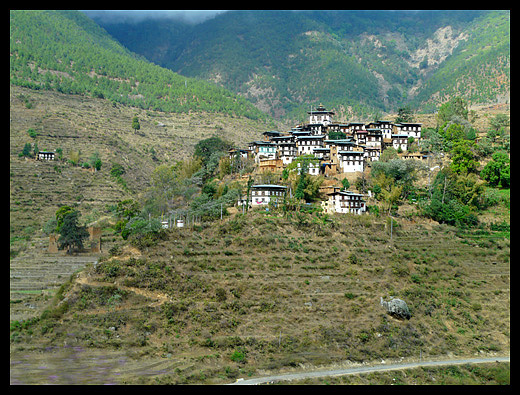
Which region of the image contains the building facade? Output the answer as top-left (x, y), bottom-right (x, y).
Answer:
top-left (250, 184), bottom-right (287, 207)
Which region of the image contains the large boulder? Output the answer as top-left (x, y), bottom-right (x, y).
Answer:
top-left (380, 297), bottom-right (411, 320)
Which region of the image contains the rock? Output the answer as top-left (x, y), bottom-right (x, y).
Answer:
top-left (380, 296), bottom-right (411, 320)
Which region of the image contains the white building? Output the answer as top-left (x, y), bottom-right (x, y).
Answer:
top-left (338, 150), bottom-right (365, 173)
top-left (396, 123), bottom-right (422, 139)
top-left (296, 135), bottom-right (325, 156)
top-left (248, 141), bottom-right (277, 163)
top-left (37, 151), bottom-right (55, 161)
top-left (322, 190), bottom-right (367, 215)
top-left (307, 104), bottom-right (334, 126)
top-left (391, 134), bottom-right (408, 152)
top-left (250, 184), bottom-right (287, 207)
top-left (271, 135), bottom-right (297, 165)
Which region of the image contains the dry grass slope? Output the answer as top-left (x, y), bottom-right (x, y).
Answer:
top-left (11, 209), bottom-right (509, 384)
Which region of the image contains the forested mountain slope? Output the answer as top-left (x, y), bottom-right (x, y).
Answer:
top-left (10, 10), bottom-right (268, 120)
top-left (94, 10), bottom-right (509, 120)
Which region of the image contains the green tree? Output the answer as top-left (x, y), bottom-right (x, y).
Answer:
top-left (89, 150), bottom-right (102, 171)
top-left (193, 136), bottom-right (233, 165)
top-left (55, 205), bottom-right (74, 232)
top-left (395, 106), bottom-right (414, 123)
top-left (21, 142), bottom-right (32, 158)
top-left (489, 113), bottom-right (509, 132)
top-left (436, 97), bottom-right (469, 126)
top-left (57, 210), bottom-right (90, 253)
top-left (341, 178), bottom-right (350, 191)
top-left (480, 151), bottom-right (510, 188)
top-left (131, 116), bottom-right (140, 133)
top-left (421, 168), bottom-right (480, 227)
top-left (449, 140), bottom-right (478, 175)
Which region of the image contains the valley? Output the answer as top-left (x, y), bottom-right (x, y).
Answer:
top-left (10, 9), bottom-right (509, 385)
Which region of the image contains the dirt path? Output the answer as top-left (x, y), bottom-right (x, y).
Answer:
top-left (228, 356), bottom-right (510, 385)
top-left (75, 271), bottom-right (171, 308)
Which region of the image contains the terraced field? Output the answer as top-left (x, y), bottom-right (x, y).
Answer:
top-left (10, 210), bottom-right (509, 384)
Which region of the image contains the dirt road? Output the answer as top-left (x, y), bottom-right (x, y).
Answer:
top-left (228, 356), bottom-right (510, 385)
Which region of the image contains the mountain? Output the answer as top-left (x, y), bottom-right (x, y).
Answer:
top-left (10, 10), bottom-right (275, 260)
top-left (10, 10), bottom-right (268, 121)
top-left (93, 10), bottom-right (510, 120)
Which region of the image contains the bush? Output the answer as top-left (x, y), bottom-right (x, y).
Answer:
top-left (230, 349), bottom-right (246, 363)
top-left (215, 288), bottom-right (227, 302)
top-left (122, 216), bottom-right (166, 248)
top-left (348, 253), bottom-right (360, 265)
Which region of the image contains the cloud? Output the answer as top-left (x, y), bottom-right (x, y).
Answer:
top-left (82, 10), bottom-right (227, 24)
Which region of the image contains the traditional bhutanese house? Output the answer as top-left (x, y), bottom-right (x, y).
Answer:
top-left (324, 139), bottom-right (356, 168)
top-left (271, 135), bottom-right (297, 165)
top-left (326, 123), bottom-right (341, 133)
top-left (308, 104), bottom-right (334, 126)
top-left (365, 128), bottom-right (383, 149)
top-left (324, 139), bottom-right (356, 151)
top-left (322, 189), bottom-right (367, 215)
top-left (296, 135), bottom-right (326, 156)
top-left (392, 123), bottom-right (422, 139)
top-left (304, 123), bottom-right (325, 136)
top-left (258, 158), bottom-right (284, 173)
top-left (250, 184), bottom-right (287, 207)
top-left (397, 123), bottom-right (422, 139)
top-left (352, 129), bottom-right (368, 145)
top-left (327, 123), bottom-right (351, 136)
top-left (37, 151), bottom-right (55, 161)
top-left (338, 150), bottom-right (365, 173)
top-left (368, 120), bottom-right (393, 139)
top-left (262, 130), bottom-right (284, 141)
top-left (347, 122), bottom-right (365, 134)
top-left (364, 146), bottom-right (381, 162)
top-left (290, 130), bottom-right (312, 140)
top-left (338, 124), bottom-right (350, 135)
top-left (391, 134), bottom-right (408, 152)
top-left (312, 147), bottom-right (330, 160)
top-left (248, 141), bottom-right (277, 163)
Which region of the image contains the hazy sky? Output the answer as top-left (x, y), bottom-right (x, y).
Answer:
top-left (82, 10), bottom-right (228, 24)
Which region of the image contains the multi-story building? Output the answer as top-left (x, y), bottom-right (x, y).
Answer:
top-left (307, 103), bottom-right (334, 126)
top-left (296, 135), bottom-right (326, 156)
top-left (322, 188), bottom-right (367, 215)
top-left (250, 184), bottom-right (287, 207)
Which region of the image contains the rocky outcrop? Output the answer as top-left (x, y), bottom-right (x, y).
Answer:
top-left (380, 296), bottom-right (411, 320)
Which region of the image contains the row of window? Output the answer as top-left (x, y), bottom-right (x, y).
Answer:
top-left (339, 202), bottom-right (362, 208)
top-left (252, 190), bottom-right (285, 196)
top-left (340, 195), bottom-right (362, 200)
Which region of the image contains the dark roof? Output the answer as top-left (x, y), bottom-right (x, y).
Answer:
top-left (251, 184), bottom-right (287, 189)
top-left (297, 135), bottom-right (326, 139)
top-left (327, 190), bottom-right (365, 197)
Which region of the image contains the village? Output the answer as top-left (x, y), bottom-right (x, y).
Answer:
top-left (230, 104), bottom-right (423, 215)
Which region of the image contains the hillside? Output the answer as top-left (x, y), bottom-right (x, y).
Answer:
top-left (93, 10), bottom-right (510, 120)
top-left (9, 9), bottom-right (510, 386)
top-left (9, 84), bottom-right (272, 259)
top-left (10, 10), bottom-right (268, 121)
top-left (10, 210), bottom-right (509, 384)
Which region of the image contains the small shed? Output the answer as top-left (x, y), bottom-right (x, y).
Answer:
top-left (37, 151), bottom-right (55, 161)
